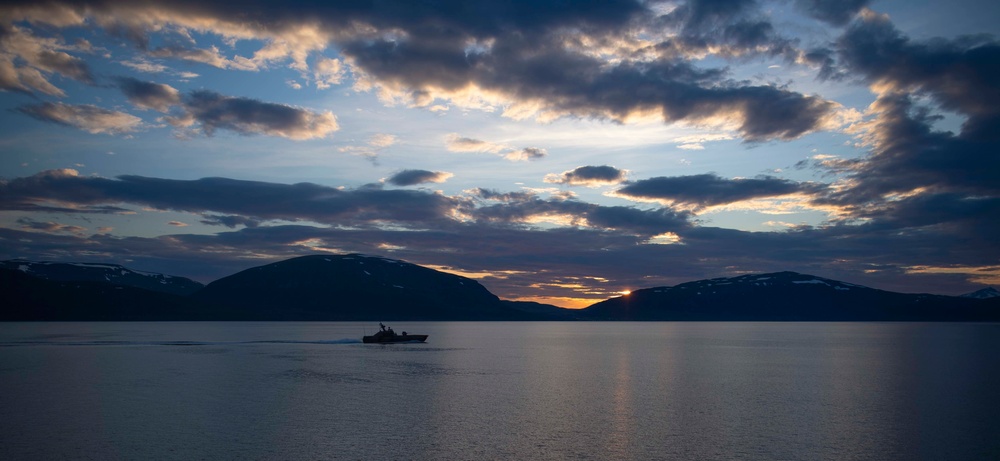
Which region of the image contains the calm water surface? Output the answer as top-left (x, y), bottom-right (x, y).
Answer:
top-left (2, 322), bottom-right (998, 460)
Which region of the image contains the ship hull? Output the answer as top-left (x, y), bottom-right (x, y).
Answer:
top-left (362, 334), bottom-right (428, 344)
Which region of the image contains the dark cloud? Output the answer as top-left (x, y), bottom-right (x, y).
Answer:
top-left (505, 147), bottom-right (547, 162)
top-left (617, 173), bottom-right (823, 207)
top-left (660, 0), bottom-right (757, 31)
top-left (0, 171), bottom-right (690, 241)
top-left (821, 94), bottom-right (1000, 202)
top-left (836, 12), bottom-right (1000, 139)
top-left (110, 80), bottom-right (339, 139)
top-left (16, 102), bottom-right (142, 134)
top-left (354, 34), bottom-right (833, 141)
top-left (168, 90), bottom-right (338, 140)
top-left (117, 77), bottom-right (181, 112)
top-left (471, 188), bottom-right (691, 236)
top-left (386, 169), bottom-right (453, 187)
top-left (795, 0), bottom-right (870, 26)
top-left (0, 23), bottom-right (94, 96)
top-left (34, 49), bottom-right (94, 83)
top-left (546, 165), bottom-right (627, 186)
top-left (0, 171), bottom-right (462, 226)
top-left (15, 218), bottom-right (86, 234)
top-left (17, 83), bottom-right (338, 140)
top-left (800, 48), bottom-right (843, 81)
top-left (655, 0), bottom-right (799, 60)
top-left (790, 12), bottom-right (1000, 253)
top-left (808, 94), bottom-right (1000, 249)
top-left (470, 188), bottom-right (536, 202)
top-left (1, 0), bottom-right (839, 141)
top-left (850, 193), bottom-right (1000, 246)
top-left (199, 214), bottom-right (262, 228)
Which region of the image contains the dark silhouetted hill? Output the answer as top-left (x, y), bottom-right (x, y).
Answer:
top-left (1, 268), bottom-right (211, 320)
top-left (501, 300), bottom-right (578, 319)
top-left (1, 260), bottom-right (203, 296)
top-left (580, 271), bottom-right (1000, 321)
top-left (193, 254), bottom-right (543, 320)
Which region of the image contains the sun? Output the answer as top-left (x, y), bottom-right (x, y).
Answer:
top-left (619, 290), bottom-right (631, 296)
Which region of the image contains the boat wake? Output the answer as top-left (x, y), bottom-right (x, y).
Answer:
top-left (0, 338), bottom-right (364, 347)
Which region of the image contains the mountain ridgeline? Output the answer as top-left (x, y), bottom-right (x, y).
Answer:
top-left (3, 254), bottom-right (998, 321)
top-left (193, 255), bottom-right (531, 320)
top-left (1, 260), bottom-right (204, 296)
top-left (581, 272), bottom-right (1000, 321)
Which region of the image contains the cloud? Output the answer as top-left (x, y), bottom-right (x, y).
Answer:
top-left (386, 169), bottom-right (453, 187)
top-left (849, 95), bottom-right (999, 197)
top-left (445, 134), bottom-right (547, 162)
top-left (672, 133), bottom-right (735, 150)
top-left (616, 173), bottom-right (825, 208)
top-left (654, 1), bottom-right (800, 60)
top-left (112, 80), bottom-right (339, 139)
top-left (470, 188), bottom-right (691, 235)
top-left (314, 56), bottom-right (346, 89)
top-left (117, 77), bottom-right (181, 112)
top-left (503, 147), bottom-right (547, 162)
top-left (809, 94), bottom-right (1000, 246)
top-left (17, 79), bottom-right (341, 140)
top-left (358, 39), bottom-right (837, 141)
top-left (545, 165), bottom-right (627, 187)
top-left (15, 217), bottom-right (86, 235)
top-left (367, 133), bottom-right (397, 147)
top-left (0, 170), bottom-right (695, 240)
top-left (16, 102), bottom-right (142, 135)
top-left (0, 1), bottom-right (841, 142)
top-left (200, 214), bottom-right (262, 228)
top-left (338, 133), bottom-right (397, 162)
top-left (120, 57), bottom-right (201, 80)
top-left (120, 57), bottom-right (168, 73)
top-left (778, 13), bottom-right (999, 249)
top-left (167, 90), bottom-right (338, 140)
top-left (0, 23), bottom-right (94, 96)
top-left (1, 167), bottom-right (996, 301)
top-left (795, 0), bottom-right (871, 26)
top-left (835, 11), bottom-right (1000, 140)
top-left (148, 45), bottom-right (257, 71)
top-left (0, 171), bottom-right (462, 227)
top-left (445, 134), bottom-right (507, 154)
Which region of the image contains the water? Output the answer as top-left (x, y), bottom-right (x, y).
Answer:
top-left (2, 322), bottom-right (998, 460)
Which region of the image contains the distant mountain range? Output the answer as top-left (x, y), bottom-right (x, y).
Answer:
top-left (1, 260), bottom-right (203, 296)
top-left (3, 254), bottom-right (998, 321)
top-left (580, 272), bottom-right (1000, 321)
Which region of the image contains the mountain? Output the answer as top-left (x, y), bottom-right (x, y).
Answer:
top-left (193, 254), bottom-right (543, 320)
top-left (580, 271), bottom-right (1000, 321)
top-left (1, 268), bottom-right (208, 320)
top-left (5, 255), bottom-right (998, 321)
top-left (961, 287), bottom-right (1000, 299)
top-left (501, 300), bottom-right (578, 319)
top-left (0, 260), bottom-right (204, 296)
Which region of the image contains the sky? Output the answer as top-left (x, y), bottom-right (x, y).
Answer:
top-left (1, 0), bottom-right (998, 308)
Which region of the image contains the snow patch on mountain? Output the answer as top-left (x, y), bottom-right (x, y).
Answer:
top-left (961, 287), bottom-right (1000, 299)
top-left (793, 279), bottom-right (830, 286)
